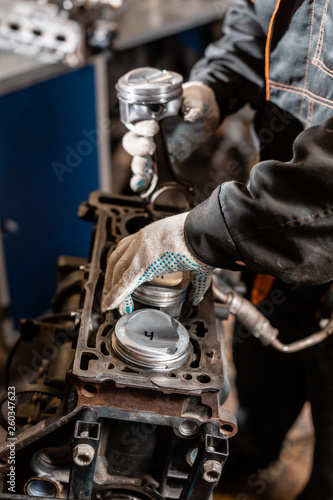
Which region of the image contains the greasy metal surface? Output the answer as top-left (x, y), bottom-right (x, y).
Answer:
top-left (0, 189), bottom-right (237, 500)
top-left (72, 191), bottom-right (226, 395)
top-left (69, 377), bottom-right (237, 437)
top-left (0, 407), bottom-right (81, 457)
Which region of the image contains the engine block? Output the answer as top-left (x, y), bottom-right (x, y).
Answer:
top-left (0, 191), bottom-right (236, 500)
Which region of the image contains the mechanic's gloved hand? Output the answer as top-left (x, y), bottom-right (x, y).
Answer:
top-left (122, 82), bottom-right (220, 193)
top-left (102, 212), bottom-right (214, 315)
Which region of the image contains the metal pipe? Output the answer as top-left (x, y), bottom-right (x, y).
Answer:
top-left (213, 285), bottom-right (333, 353)
top-left (270, 328), bottom-right (333, 353)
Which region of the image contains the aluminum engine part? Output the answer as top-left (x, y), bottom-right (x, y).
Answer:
top-left (0, 1), bottom-right (85, 66)
top-left (113, 309), bottom-right (191, 371)
top-left (71, 191), bottom-right (232, 399)
top-left (116, 67), bottom-right (194, 209)
top-left (0, 191), bottom-right (236, 500)
top-left (132, 272), bottom-right (190, 317)
top-left (116, 67), bottom-right (183, 125)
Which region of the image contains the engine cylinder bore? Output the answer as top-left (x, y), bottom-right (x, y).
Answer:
top-left (107, 421), bottom-right (157, 477)
top-left (38, 445), bottom-right (72, 467)
top-left (24, 477), bottom-right (60, 497)
top-left (113, 309), bottom-right (190, 371)
top-left (132, 271), bottom-right (190, 317)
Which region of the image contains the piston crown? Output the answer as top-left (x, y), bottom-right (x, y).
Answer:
top-left (113, 309), bottom-right (190, 371)
top-left (116, 67), bottom-right (183, 104)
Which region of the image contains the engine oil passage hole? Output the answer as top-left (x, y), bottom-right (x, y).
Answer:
top-left (101, 327), bottom-right (111, 337)
top-left (167, 372), bottom-right (177, 378)
top-left (81, 384), bottom-right (98, 397)
top-left (188, 307), bottom-right (198, 319)
top-left (183, 373), bottom-right (192, 380)
top-left (33, 29), bottom-right (42, 36)
top-left (10, 24), bottom-right (19, 31)
top-left (197, 374), bottom-right (211, 384)
top-left (111, 208), bottom-right (120, 215)
top-left (189, 338), bottom-right (201, 368)
top-left (106, 363), bottom-right (114, 370)
top-left (221, 424), bottom-right (234, 434)
top-left (101, 342), bottom-right (110, 356)
top-left (194, 321), bottom-right (208, 338)
top-left (56, 34), bottom-right (66, 42)
top-left (80, 353), bottom-right (99, 371)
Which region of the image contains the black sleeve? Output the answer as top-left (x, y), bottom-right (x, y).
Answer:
top-left (185, 118), bottom-right (333, 285)
top-left (189, 0), bottom-right (266, 116)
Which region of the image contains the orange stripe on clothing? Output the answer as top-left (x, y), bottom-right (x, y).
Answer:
top-left (251, 274), bottom-right (276, 306)
top-left (265, 0), bottom-right (283, 100)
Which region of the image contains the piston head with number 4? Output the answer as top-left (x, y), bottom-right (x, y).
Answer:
top-left (116, 67), bottom-right (183, 125)
top-left (112, 309), bottom-right (190, 371)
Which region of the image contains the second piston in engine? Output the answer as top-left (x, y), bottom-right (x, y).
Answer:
top-left (112, 309), bottom-right (190, 371)
top-left (132, 271), bottom-right (190, 317)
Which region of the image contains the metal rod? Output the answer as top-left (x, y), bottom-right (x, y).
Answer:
top-left (213, 285), bottom-right (333, 353)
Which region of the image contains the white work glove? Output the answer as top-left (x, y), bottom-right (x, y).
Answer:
top-left (102, 212), bottom-right (214, 315)
top-left (122, 82), bottom-right (220, 193)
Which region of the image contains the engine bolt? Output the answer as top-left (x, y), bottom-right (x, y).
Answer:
top-left (201, 460), bottom-right (222, 483)
top-left (73, 444), bottom-right (95, 466)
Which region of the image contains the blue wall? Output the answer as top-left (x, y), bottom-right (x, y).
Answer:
top-left (0, 64), bottom-right (100, 325)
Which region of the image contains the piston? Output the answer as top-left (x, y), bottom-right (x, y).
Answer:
top-left (116, 67), bottom-right (183, 125)
top-left (132, 271), bottom-right (190, 317)
top-left (112, 309), bottom-right (190, 371)
top-left (116, 66), bottom-right (193, 209)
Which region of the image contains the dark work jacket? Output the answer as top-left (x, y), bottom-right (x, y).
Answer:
top-left (185, 0), bottom-right (333, 285)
